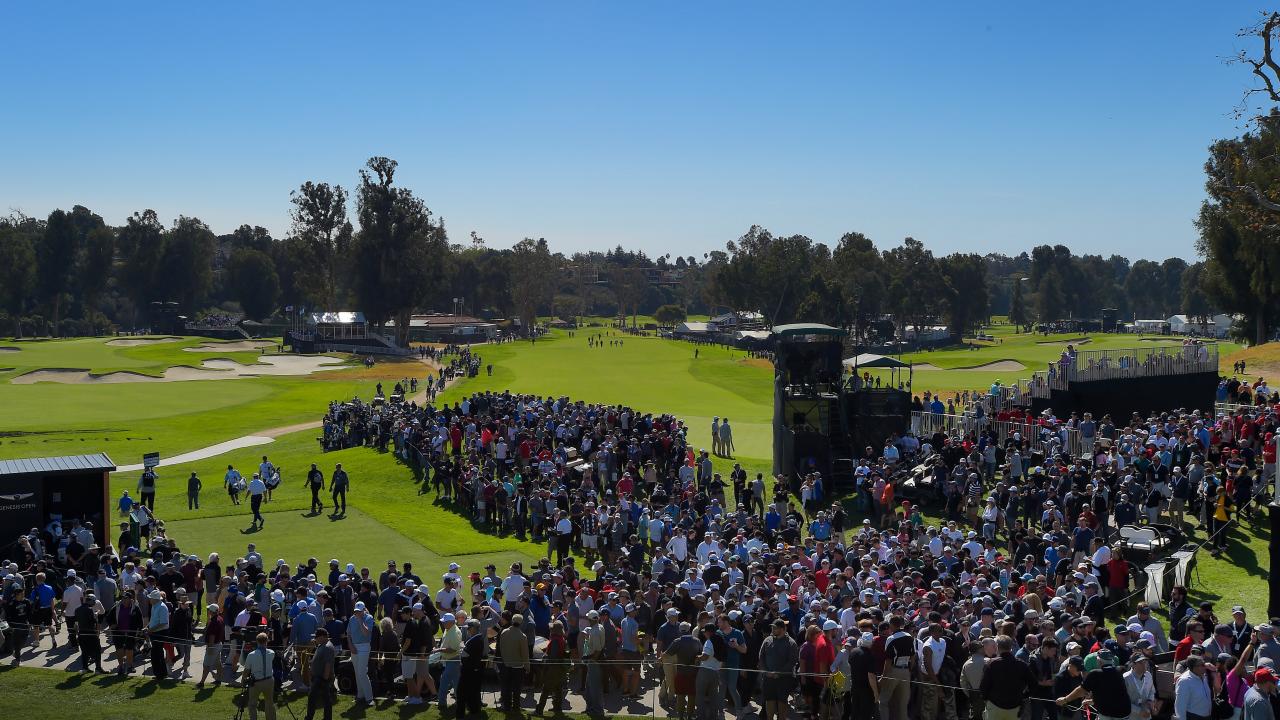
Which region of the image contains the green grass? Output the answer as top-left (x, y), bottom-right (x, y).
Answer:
top-left (0, 336), bottom-right (269, 381)
top-left (0, 337), bottom-right (429, 462)
top-left (433, 331), bottom-right (774, 478)
top-left (107, 430), bottom-right (545, 583)
top-left (0, 665), bottom-right (634, 720)
top-left (165, 504), bottom-right (539, 587)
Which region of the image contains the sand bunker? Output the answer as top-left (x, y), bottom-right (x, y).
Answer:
top-left (0, 347), bottom-right (18, 353)
top-left (910, 360), bottom-right (1026, 372)
top-left (183, 340), bottom-right (277, 353)
top-left (105, 337), bottom-right (182, 347)
top-left (1035, 338), bottom-right (1091, 345)
top-left (11, 355), bottom-right (346, 385)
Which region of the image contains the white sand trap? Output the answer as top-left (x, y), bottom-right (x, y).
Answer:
top-left (116, 435), bottom-right (275, 472)
top-left (1035, 338), bottom-right (1092, 346)
top-left (105, 336), bottom-right (182, 347)
top-left (183, 340), bottom-right (277, 353)
top-left (909, 360), bottom-right (1026, 372)
top-left (11, 355), bottom-right (346, 384)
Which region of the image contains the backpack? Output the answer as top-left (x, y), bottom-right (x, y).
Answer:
top-left (709, 632), bottom-right (728, 663)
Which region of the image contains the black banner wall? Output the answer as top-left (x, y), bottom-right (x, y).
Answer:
top-left (0, 473), bottom-right (44, 537)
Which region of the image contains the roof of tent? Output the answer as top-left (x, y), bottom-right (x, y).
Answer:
top-left (771, 323), bottom-right (845, 338)
top-left (842, 353), bottom-right (911, 369)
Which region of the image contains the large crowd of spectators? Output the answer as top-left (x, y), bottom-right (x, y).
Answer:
top-left (4, 384), bottom-right (1280, 720)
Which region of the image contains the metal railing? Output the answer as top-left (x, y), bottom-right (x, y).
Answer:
top-left (317, 342), bottom-right (414, 356)
top-left (1045, 344), bottom-right (1218, 384)
top-left (1215, 400), bottom-right (1268, 417)
top-left (912, 411), bottom-right (1085, 458)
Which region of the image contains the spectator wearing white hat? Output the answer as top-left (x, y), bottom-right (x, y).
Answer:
top-left (346, 601), bottom-right (374, 705)
top-left (436, 612), bottom-right (462, 712)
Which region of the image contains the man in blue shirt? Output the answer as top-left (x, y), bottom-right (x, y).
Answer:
top-left (31, 573), bottom-right (58, 648)
top-left (765, 507), bottom-right (781, 533)
top-left (290, 602), bottom-right (320, 690)
top-left (718, 613), bottom-right (747, 714)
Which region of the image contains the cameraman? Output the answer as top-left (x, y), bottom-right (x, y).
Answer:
top-left (241, 631), bottom-right (277, 720)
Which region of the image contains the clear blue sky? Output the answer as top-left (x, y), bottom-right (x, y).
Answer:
top-left (0, 2), bottom-right (1265, 260)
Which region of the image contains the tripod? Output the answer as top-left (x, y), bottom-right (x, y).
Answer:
top-left (233, 687), bottom-right (248, 720)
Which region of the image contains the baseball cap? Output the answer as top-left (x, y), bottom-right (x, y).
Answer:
top-left (354, 601), bottom-right (366, 611)
top-left (1256, 668), bottom-right (1278, 684)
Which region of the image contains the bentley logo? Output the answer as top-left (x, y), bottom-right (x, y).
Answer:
top-left (0, 492), bottom-right (34, 502)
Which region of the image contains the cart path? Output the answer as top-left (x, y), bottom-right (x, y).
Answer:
top-left (116, 356), bottom-right (453, 473)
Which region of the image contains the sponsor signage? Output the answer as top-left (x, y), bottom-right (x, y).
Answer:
top-left (0, 475), bottom-right (43, 538)
top-left (143, 452), bottom-right (160, 469)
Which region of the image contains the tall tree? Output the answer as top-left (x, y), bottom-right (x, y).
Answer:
top-left (78, 225), bottom-right (115, 313)
top-left (1036, 269), bottom-right (1066, 322)
top-left (352, 157), bottom-right (446, 346)
top-left (290, 181), bottom-right (353, 308)
top-left (118, 210), bottom-right (169, 317)
top-left (714, 227), bottom-right (824, 326)
top-left (37, 209), bottom-right (78, 334)
top-left (1197, 118), bottom-right (1280, 344)
top-left (939, 253), bottom-right (989, 339)
top-left (228, 224), bottom-right (274, 254)
top-left (1180, 261), bottom-right (1214, 331)
top-left (227, 248), bottom-right (280, 320)
top-left (1160, 257), bottom-right (1189, 317)
top-left (832, 231), bottom-right (885, 340)
top-left (1124, 260), bottom-right (1165, 319)
top-left (882, 237), bottom-right (940, 336)
top-left (508, 237), bottom-right (558, 333)
top-left (611, 266), bottom-right (649, 327)
top-left (1009, 277), bottom-right (1030, 330)
top-left (160, 216), bottom-right (216, 310)
top-left (0, 215), bottom-right (38, 337)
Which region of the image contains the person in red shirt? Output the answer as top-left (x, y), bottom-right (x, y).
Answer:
top-left (1175, 621), bottom-right (1205, 661)
top-left (1106, 552), bottom-right (1130, 610)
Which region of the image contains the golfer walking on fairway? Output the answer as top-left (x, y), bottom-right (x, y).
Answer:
top-left (331, 463), bottom-right (349, 516)
top-left (248, 473), bottom-right (267, 528)
top-left (305, 463), bottom-right (326, 514)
